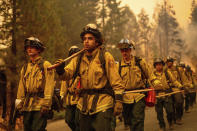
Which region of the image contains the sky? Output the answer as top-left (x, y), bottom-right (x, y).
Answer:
top-left (120, 0), bottom-right (193, 28)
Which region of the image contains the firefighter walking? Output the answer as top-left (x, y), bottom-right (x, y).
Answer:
top-left (60, 46), bottom-right (80, 131)
top-left (55, 24), bottom-right (124, 131)
top-left (117, 39), bottom-right (159, 131)
top-left (152, 58), bottom-right (183, 131)
top-left (16, 37), bottom-right (55, 131)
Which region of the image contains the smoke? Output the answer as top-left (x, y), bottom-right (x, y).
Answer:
top-left (180, 24), bottom-right (197, 71)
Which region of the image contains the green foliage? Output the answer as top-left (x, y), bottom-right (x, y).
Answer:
top-left (57, 0), bottom-right (99, 52)
top-left (100, 0), bottom-right (139, 60)
top-left (104, 0), bottom-right (126, 44)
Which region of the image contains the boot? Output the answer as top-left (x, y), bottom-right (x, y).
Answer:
top-left (169, 123), bottom-right (174, 130)
top-left (185, 109), bottom-right (190, 113)
top-left (176, 119), bottom-right (183, 125)
top-left (124, 125), bottom-right (129, 130)
top-left (159, 127), bottom-right (166, 131)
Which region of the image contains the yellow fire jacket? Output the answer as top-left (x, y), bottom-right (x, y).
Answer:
top-left (167, 66), bottom-right (189, 92)
top-left (60, 76), bottom-right (80, 106)
top-left (151, 69), bottom-right (182, 96)
top-left (17, 57), bottom-right (55, 111)
top-left (117, 57), bottom-right (156, 104)
top-left (185, 70), bottom-right (196, 92)
top-left (59, 47), bottom-right (124, 115)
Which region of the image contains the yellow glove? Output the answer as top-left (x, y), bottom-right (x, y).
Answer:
top-left (113, 101), bottom-right (123, 116)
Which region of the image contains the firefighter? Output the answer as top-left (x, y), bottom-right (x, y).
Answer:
top-left (55, 24), bottom-right (124, 131)
top-left (185, 65), bottom-right (196, 110)
top-left (165, 57), bottom-right (188, 125)
top-left (60, 46), bottom-right (80, 131)
top-left (152, 58), bottom-right (183, 131)
top-left (177, 63), bottom-right (192, 113)
top-left (117, 39), bottom-right (159, 131)
top-left (16, 37), bottom-right (55, 131)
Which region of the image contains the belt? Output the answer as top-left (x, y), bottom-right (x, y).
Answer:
top-left (80, 88), bottom-right (114, 113)
top-left (24, 91), bottom-right (44, 107)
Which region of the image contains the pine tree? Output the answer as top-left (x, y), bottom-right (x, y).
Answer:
top-left (137, 9), bottom-right (151, 60)
top-left (104, 0), bottom-right (126, 44)
top-left (103, 1), bottom-right (138, 60)
top-left (191, 1), bottom-right (197, 25)
top-left (153, 0), bottom-right (184, 61)
top-left (57, 0), bottom-right (99, 55)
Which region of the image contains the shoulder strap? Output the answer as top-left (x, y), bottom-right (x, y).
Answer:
top-left (70, 47), bottom-right (108, 87)
top-left (118, 60), bottom-right (122, 76)
top-left (190, 71), bottom-right (194, 84)
top-left (164, 69), bottom-right (169, 80)
top-left (99, 47), bottom-right (106, 75)
top-left (118, 60), bottom-right (132, 76)
top-left (175, 66), bottom-right (183, 84)
top-left (22, 63), bottom-right (28, 77)
top-left (38, 59), bottom-right (45, 75)
top-left (22, 59), bottom-right (45, 77)
top-left (164, 69), bottom-right (171, 85)
top-left (135, 56), bottom-right (147, 80)
top-left (70, 52), bottom-right (84, 87)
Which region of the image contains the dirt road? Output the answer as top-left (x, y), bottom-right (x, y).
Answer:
top-left (47, 105), bottom-right (197, 131)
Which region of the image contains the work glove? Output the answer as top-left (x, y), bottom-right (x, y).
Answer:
top-left (183, 86), bottom-right (190, 93)
top-left (113, 101), bottom-right (123, 116)
top-left (55, 59), bottom-right (65, 75)
top-left (15, 99), bottom-right (23, 111)
top-left (60, 95), bottom-right (64, 100)
top-left (40, 105), bottom-right (49, 116)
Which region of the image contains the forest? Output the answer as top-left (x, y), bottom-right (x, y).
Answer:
top-left (1, 0), bottom-right (197, 128)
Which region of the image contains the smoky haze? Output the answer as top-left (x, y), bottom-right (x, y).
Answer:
top-left (0, 0), bottom-right (196, 70)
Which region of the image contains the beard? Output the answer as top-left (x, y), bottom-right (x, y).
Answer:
top-left (85, 45), bottom-right (98, 53)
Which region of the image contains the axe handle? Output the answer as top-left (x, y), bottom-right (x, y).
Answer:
top-left (47, 48), bottom-right (86, 70)
top-left (156, 90), bottom-right (184, 98)
top-left (124, 88), bottom-right (154, 94)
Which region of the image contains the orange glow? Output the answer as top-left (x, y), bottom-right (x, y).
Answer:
top-left (120, 0), bottom-right (192, 28)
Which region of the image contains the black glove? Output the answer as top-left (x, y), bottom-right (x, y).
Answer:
top-left (178, 86), bottom-right (184, 90)
top-left (55, 59), bottom-right (65, 75)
